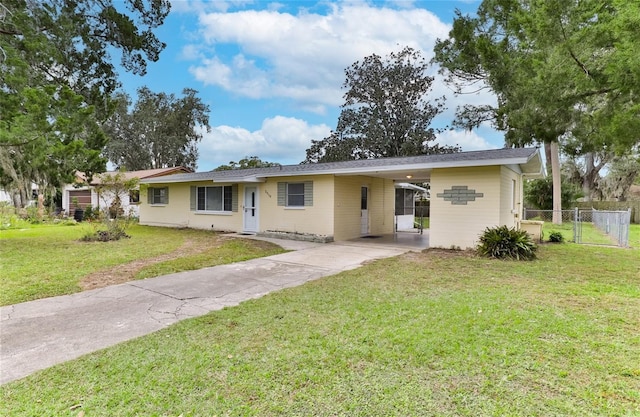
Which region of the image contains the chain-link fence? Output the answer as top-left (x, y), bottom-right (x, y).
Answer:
top-left (523, 209), bottom-right (576, 223)
top-left (590, 209), bottom-right (631, 248)
top-left (523, 208), bottom-right (631, 247)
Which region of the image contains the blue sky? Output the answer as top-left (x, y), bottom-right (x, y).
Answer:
top-left (117, 0), bottom-right (500, 171)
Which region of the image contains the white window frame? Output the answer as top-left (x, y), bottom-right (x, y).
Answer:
top-left (196, 185), bottom-right (233, 212)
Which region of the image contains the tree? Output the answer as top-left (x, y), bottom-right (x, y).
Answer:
top-left (433, 0), bottom-right (640, 223)
top-left (214, 156), bottom-right (280, 171)
top-left (599, 155), bottom-right (640, 202)
top-left (0, 0), bottom-right (170, 207)
top-left (93, 172), bottom-right (140, 219)
top-left (304, 46), bottom-right (458, 163)
top-left (524, 177), bottom-right (581, 211)
top-left (103, 87), bottom-right (211, 171)
top-left (0, 85), bottom-right (107, 207)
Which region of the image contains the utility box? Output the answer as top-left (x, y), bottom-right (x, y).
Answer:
top-left (520, 220), bottom-right (544, 242)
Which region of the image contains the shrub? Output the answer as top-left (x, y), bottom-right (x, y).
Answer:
top-left (548, 231), bottom-right (565, 243)
top-left (80, 217), bottom-right (132, 242)
top-left (83, 205), bottom-right (96, 221)
top-left (477, 225), bottom-right (537, 260)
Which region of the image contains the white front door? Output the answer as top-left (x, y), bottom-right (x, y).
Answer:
top-left (361, 186), bottom-right (369, 235)
top-left (243, 186), bottom-right (258, 233)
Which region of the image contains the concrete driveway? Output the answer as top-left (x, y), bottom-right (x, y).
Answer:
top-left (0, 237), bottom-right (414, 385)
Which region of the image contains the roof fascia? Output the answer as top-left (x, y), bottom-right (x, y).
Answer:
top-left (254, 157), bottom-right (536, 178)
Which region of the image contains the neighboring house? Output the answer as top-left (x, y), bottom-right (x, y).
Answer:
top-left (0, 184), bottom-right (39, 207)
top-left (62, 167), bottom-right (192, 218)
top-left (139, 148), bottom-right (544, 249)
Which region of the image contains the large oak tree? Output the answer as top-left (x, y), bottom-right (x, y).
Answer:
top-left (304, 46), bottom-right (458, 163)
top-left (103, 87), bottom-right (211, 171)
top-left (0, 0), bottom-right (169, 207)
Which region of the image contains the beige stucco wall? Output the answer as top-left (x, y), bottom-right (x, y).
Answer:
top-left (333, 176), bottom-right (364, 241)
top-left (139, 174), bottom-right (392, 241)
top-left (430, 166), bottom-right (501, 249)
top-left (258, 175), bottom-right (335, 238)
top-left (369, 177), bottom-right (395, 236)
top-left (139, 181), bottom-right (243, 232)
top-left (333, 176), bottom-right (394, 241)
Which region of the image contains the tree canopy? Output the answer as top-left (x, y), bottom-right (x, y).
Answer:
top-left (304, 46), bottom-right (458, 164)
top-left (214, 156), bottom-right (280, 171)
top-left (0, 0), bottom-right (170, 206)
top-left (433, 0), bottom-right (640, 219)
top-left (103, 87), bottom-right (211, 171)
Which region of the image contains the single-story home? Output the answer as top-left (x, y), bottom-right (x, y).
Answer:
top-left (139, 148), bottom-right (544, 249)
top-left (63, 167), bottom-right (192, 218)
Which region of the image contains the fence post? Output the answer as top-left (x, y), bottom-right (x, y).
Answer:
top-left (573, 207), bottom-right (579, 243)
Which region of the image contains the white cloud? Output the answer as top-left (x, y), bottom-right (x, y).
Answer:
top-left (188, 3), bottom-right (450, 107)
top-left (173, 1), bottom-right (506, 169)
top-left (435, 129), bottom-right (499, 152)
top-left (197, 116), bottom-right (332, 170)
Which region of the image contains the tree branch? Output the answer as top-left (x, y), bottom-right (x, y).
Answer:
top-left (559, 16), bottom-right (591, 77)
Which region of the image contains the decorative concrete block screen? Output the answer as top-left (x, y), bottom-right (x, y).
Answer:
top-left (437, 186), bottom-right (484, 205)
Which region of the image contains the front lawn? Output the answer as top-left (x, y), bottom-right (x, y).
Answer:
top-left (2, 236), bottom-right (638, 416)
top-left (0, 224), bottom-right (284, 306)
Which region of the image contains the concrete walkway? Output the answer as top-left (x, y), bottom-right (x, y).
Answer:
top-left (0, 237), bottom-right (414, 385)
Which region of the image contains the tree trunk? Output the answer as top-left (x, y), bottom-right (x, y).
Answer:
top-left (550, 141), bottom-right (562, 225)
top-left (544, 143), bottom-right (553, 175)
top-left (581, 152), bottom-right (610, 201)
top-left (582, 153), bottom-right (595, 202)
top-left (37, 193), bottom-right (44, 218)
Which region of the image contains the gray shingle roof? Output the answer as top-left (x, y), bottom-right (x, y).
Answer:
top-left (141, 147), bottom-right (541, 184)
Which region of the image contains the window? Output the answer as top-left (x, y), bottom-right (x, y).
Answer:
top-left (277, 181), bottom-right (313, 207)
top-left (395, 188), bottom-right (414, 215)
top-left (361, 186), bottom-right (368, 210)
top-left (129, 190), bottom-right (140, 204)
top-left (287, 183), bottom-right (305, 207)
top-left (196, 186), bottom-right (233, 211)
top-left (148, 187), bottom-right (168, 205)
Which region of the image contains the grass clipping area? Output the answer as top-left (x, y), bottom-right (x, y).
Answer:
top-left (2, 243), bottom-right (639, 416)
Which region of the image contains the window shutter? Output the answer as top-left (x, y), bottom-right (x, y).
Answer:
top-left (147, 188), bottom-right (153, 204)
top-left (304, 181), bottom-right (313, 206)
top-left (163, 187), bottom-right (169, 204)
top-left (190, 186), bottom-right (196, 211)
top-left (232, 184), bottom-right (238, 212)
top-left (277, 182), bottom-right (286, 206)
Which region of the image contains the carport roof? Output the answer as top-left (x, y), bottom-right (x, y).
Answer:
top-left (141, 147), bottom-right (544, 184)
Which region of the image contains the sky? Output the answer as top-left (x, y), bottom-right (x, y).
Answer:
top-left (116, 0), bottom-right (501, 171)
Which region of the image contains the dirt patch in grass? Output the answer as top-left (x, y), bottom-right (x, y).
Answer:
top-left (405, 248), bottom-right (477, 261)
top-left (79, 235), bottom-right (236, 290)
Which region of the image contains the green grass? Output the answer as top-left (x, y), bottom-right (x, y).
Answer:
top-left (0, 224), bottom-right (284, 306)
top-left (544, 222), bottom-right (640, 247)
top-left (2, 235), bottom-right (638, 416)
top-left (415, 216), bottom-right (430, 229)
top-left (134, 238), bottom-right (285, 280)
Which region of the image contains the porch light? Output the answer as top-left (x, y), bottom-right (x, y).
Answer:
top-left (406, 175), bottom-right (413, 179)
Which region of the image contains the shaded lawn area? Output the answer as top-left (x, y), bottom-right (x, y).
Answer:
top-left (0, 224), bottom-right (284, 306)
top-left (2, 238), bottom-right (638, 416)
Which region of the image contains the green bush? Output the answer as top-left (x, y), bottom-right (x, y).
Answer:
top-left (548, 231), bottom-right (565, 243)
top-left (83, 205), bottom-right (96, 221)
top-left (80, 217), bottom-right (133, 242)
top-left (477, 225), bottom-right (537, 260)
